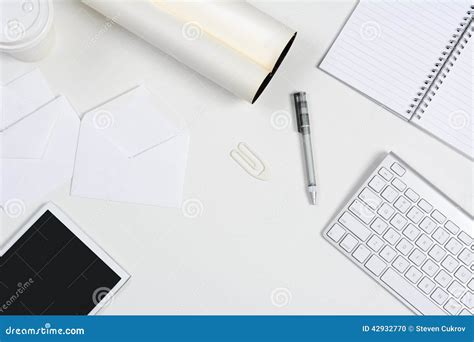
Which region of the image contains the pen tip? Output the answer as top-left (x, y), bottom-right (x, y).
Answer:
top-left (310, 192), bottom-right (317, 205)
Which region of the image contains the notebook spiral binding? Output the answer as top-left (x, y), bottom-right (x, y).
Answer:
top-left (408, 5), bottom-right (474, 119)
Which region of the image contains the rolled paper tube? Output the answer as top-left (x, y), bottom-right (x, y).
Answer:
top-left (82, 0), bottom-right (297, 103)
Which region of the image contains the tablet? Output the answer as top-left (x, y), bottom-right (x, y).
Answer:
top-left (0, 203), bottom-right (129, 315)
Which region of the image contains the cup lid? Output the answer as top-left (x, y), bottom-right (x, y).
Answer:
top-left (0, 0), bottom-right (53, 52)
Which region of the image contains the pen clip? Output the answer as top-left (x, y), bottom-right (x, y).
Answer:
top-left (293, 92), bottom-right (309, 133)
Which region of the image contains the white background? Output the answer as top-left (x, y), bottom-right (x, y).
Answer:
top-left (1, 0), bottom-right (472, 315)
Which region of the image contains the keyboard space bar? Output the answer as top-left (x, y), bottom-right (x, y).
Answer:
top-left (381, 269), bottom-right (446, 315)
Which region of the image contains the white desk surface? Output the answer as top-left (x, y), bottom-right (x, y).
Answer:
top-left (1, 0), bottom-right (472, 315)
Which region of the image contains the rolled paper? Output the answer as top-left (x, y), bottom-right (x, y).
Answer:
top-left (82, 0), bottom-right (296, 103)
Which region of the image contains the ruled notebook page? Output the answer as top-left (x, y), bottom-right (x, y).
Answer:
top-left (413, 26), bottom-right (473, 159)
top-left (319, 0), bottom-right (470, 120)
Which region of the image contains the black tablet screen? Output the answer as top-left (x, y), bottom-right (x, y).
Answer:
top-left (0, 210), bottom-right (121, 315)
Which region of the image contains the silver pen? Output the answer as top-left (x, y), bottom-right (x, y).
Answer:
top-left (293, 92), bottom-right (317, 205)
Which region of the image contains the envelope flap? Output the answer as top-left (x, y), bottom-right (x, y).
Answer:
top-left (0, 69), bottom-right (55, 130)
top-left (0, 99), bottom-right (59, 159)
top-left (83, 85), bottom-right (180, 157)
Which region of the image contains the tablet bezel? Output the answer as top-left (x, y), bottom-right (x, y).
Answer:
top-left (0, 202), bottom-right (130, 315)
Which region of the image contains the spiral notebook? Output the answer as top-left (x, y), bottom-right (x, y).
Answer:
top-left (319, 0), bottom-right (473, 159)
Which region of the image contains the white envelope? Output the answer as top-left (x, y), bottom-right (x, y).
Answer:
top-left (71, 85), bottom-right (190, 207)
top-left (0, 96), bottom-right (81, 209)
top-left (1, 68), bottom-right (55, 131)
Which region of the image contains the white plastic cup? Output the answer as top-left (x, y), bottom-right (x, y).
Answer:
top-left (0, 0), bottom-right (55, 62)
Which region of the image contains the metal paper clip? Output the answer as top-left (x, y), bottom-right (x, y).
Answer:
top-left (230, 142), bottom-right (270, 181)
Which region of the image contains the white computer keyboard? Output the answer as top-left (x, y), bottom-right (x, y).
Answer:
top-left (323, 152), bottom-right (473, 315)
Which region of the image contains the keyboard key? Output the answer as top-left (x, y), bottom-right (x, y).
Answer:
top-left (431, 210), bottom-right (446, 224)
top-left (327, 224), bottom-right (346, 242)
top-left (378, 203), bottom-right (395, 220)
top-left (365, 255), bottom-right (387, 276)
top-left (394, 196), bottom-right (410, 213)
top-left (445, 221), bottom-right (460, 234)
top-left (454, 265), bottom-right (471, 284)
top-left (396, 238), bottom-right (413, 256)
top-left (378, 167), bottom-right (393, 181)
top-left (434, 270), bottom-right (452, 287)
top-left (403, 224), bottom-right (420, 241)
top-left (358, 188), bottom-right (382, 210)
top-left (408, 249), bottom-right (426, 266)
top-left (418, 199), bottom-right (433, 213)
top-left (353, 245), bottom-right (371, 263)
top-left (405, 188), bottom-right (419, 202)
top-left (447, 281), bottom-right (465, 298)
top-left (371, 217), bottom-right (388, 234)
top-left (446, 238), bottom-right (463, 255)
top-left (418, 277), bottom-right (435, 294)
top-left (422, 259), bottom-right (439, 277)
top-left (340, 234), bottom-right (358, 252)
top-left (381, 269), bottom-right (445, 315)
top-left (405, 266), bottom-right (422, 283)
top-left (469, 279), bottom-right (474, 291)
top-left (444, 298), bottom-right (462, 315)
top-left (460, 309), bottom-right (472, 315)
top-left (383, 228), bottom-right (401, 245)
top-left (380, 245), bottom-right (397, 262)
top-left (390, 213), bottom-right (408, 230)
top-left (458, 248), bottom-right (473, 266)
top-left (432, 227), bottom-right (449, 245)
top-left (368, 175), bottom-right (385, 193)
top-left (431, 287), bottom-right (449, 305)
top-left (458, 231), bottom-right (473, 245)
top-left (461, 292), bottom-right (473, 309)
top-left (339, 212), bottom-right (371, 241)
top-left (416, 235), bottom-right (433, 252)
top-left (392, 256), bottom-right (410, 273)
top-left (429, 245), bottom-right (447, 262)
top-left (419, 217), bottom-right (436, 234)
top-left (392, 178), bottom-right (406, 191)
top-left (367, 235), bottom-right (384, 252)
top-left (390, 162), bottom-right (405, 176)
top-left (348, 200), bottom-right (375, 225)
top-left (381, 186), bottom-right (398, 203)
top-left (442, 255), bottom-right (459, 273)
top-left (407, 206), bottom-right (424, 224)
